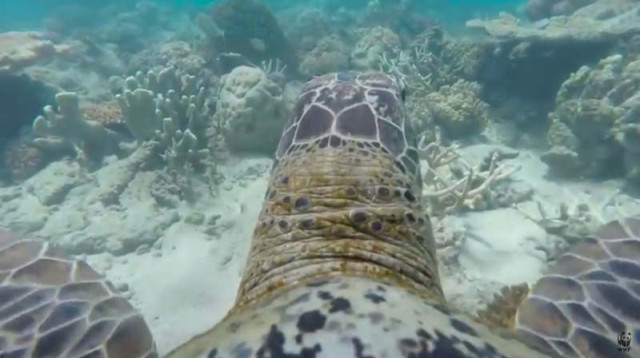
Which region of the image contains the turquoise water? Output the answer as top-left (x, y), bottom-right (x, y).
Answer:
top-left (0, 0), bottom-right (526, 32)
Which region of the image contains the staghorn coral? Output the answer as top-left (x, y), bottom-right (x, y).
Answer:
top-left (378, 28), bottom-right (488, 96)
top-left (214, 65), bottom-right (286, 155)
top-left (542, 54), bottom-right (640, 181)
top-left (351, 26), bottom-right (401, 71)
top-left (409, 28), bottom-right (488, 89)
top-left (419, 139), bottom-right (521, 216)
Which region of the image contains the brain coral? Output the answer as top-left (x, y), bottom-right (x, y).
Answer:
top-left (214, 66), bottom-right (286, 154)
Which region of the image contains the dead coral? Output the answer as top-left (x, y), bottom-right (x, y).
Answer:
top-left (419, 139), bottom-right (521, 216)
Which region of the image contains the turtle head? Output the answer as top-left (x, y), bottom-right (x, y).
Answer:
top-left (274, 71), bottom-right (420, 187)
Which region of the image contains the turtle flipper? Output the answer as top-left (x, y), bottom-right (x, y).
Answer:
top-left (516, 216), bottom-right (640, 357)
top-left (0, 231), bottom-right (156, 357)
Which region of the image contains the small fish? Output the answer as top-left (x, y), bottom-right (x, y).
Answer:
top-left (249, 38), bottom-right (266, 52)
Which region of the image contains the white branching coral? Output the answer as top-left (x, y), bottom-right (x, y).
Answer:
top-left (419, 137), bottom-right (521, 216)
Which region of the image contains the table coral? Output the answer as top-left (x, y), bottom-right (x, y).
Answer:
top-left (468, 0), bottom-right (640, 43)
top-left (0, 32), bottom-right (57, 72)
top-left (524, 0), bottom-right (597, 21)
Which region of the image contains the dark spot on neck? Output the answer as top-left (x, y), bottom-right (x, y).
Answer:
top-left (405, 212), bottom-right (416, 223)
top-left (329, 297), bottom-right (351, 313)
top-left (294, 197), bottom-right (310, 211)
top-left (301, 218), bottom-right (315, 229)
top-left (307, 279), bottom-right (330, 287)
top-left (377, 186), bottom-right (390, 197)
top-left (450, 318), bottom-right (478, 337)
top-left (371, 221), bottom-right (383, 231)
top-left (351, 211), bottom-right (368, 224)
top-left (364, 293), bottom-right (386, 304)
top-left (352, 338), bottom-right (375, 358)
top-left (297, 310), bottom-right (327, 333)
top-left (318, 291), bottom-right (333, 300)
top-left (404, 190), bottom-right (416, 202)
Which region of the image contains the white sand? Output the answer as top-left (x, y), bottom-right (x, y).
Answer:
top-left (87, 158), bottom-right (271, 354)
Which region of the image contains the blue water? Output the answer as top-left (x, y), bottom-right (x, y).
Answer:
top-left (0, 0), bottom-right (526, 32)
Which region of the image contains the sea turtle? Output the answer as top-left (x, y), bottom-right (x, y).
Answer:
top-left (1, 72), bottom-right (639, 358)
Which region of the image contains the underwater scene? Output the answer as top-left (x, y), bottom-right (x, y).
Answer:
top-left (1, 0), bottom-right (640, 357)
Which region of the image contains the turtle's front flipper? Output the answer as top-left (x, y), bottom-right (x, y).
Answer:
top-left (516, 216), bottom-right (640, 358)
top-left (0, 231), bottom-right (156, 357)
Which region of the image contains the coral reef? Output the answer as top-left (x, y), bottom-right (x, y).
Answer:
top-left (351, 26), bottom-right (401, 71)
top-left (112, 67), bottom-right (214, 171)
top-left (0, 32), bottom-right (57, 72)
top-left (407, 80), bottom-right (490, 141)
top-left (207, 0), bottom-right (298, 71)
top-left (541, 54), bottom-right (640, 182)
top-left (32, 92), bottom-right (123, 164)
top-left (419, 140), bottom-right (522, 215)
top-left (1, 140), bottom-right (46, 182)
top-left (82, 100), bottom-right (123, 128)
top-left (214, 65), bottom-right (286, 154)
top-left (467, 0), bottom-right (640, 43)
top-left (378, 28), bottom-right (488, 96)
top-left (525, 0), bottom-right (597, 21)
top-left (127, 41), bottom-right (207, 75)
top-left (282, 8), bottom-right (332, 52)
top-left (299, 36), bottom-right (350, 76)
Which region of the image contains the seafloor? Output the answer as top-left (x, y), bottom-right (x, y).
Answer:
top-left (1, 0), bottom-right (640, 354)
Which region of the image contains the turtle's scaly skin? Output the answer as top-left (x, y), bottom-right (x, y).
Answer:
top-left (516, 216), bottom-right (640, 357)
top-left (0, 231), bottom-right (156, 357)
top-left (1, 72), bottom-right (639, 358)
